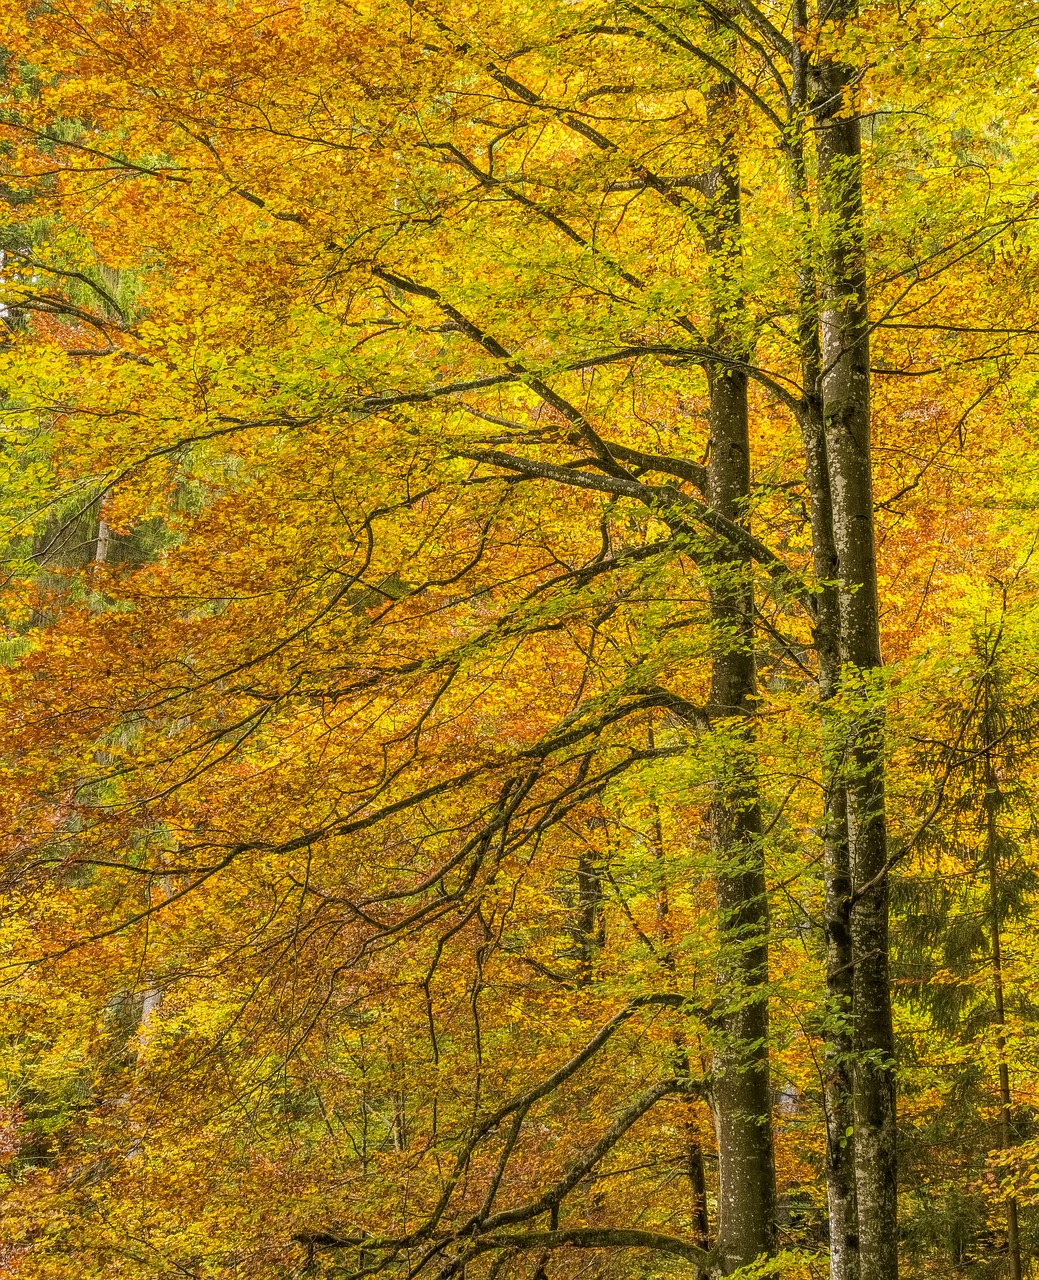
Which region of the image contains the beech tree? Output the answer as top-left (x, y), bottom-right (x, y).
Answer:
top-left (2, 3), bottom-right (1039, 1279)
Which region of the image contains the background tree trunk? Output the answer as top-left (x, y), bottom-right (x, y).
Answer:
top-left (813, 6), bottom-right (898, 1275)
top-left (982, 672), bottom-right (1023, 1280)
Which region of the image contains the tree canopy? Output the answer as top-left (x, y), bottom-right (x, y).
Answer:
top-left (2, 2), bottom-right (1039, 1278)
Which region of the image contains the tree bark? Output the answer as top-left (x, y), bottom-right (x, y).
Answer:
top-left (800, 333), bottom-right (859, 1280)
top-left (799, 293), bottom-right (860, 1280)
top-left (813, 5), bottom-right (898, 1276)
top-left (574, 851), bottom-right (605, 983)
top-left (651, 790), bottom-right (712, 1274)
top-left (983, 678), bottom-right (1023, 1280)
top-left (703, 73), bottom-right (777, 1274)
top-left (790, 11), bottom-right (859, 1273)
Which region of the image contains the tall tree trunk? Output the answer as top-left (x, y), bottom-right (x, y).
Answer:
top-left (982, 679), bottom-right (1023, 1280)
top-left (652, 795), bottom-right (711, 1272)
top-left (798, 252), bottom-right (860, 1280)
top-left (790, 12), bottom-right (858, 1274)
top-left (987, 827), bottom-right (1023, 1280)
top-left (703, 73), bottom-right (776, 1275)
top-left (813, 5), bottom-right (897, 1276)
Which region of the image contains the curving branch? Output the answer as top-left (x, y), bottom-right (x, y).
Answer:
top-left (297, 1008), bottom-right (715, 1272)
top-left (469, 1228), bottom-right (716, 1272)
top-left (298, 1227), bottom-right (717, 1277)
top-left (462, 447), bottom-right (814, 614)
top-left (619, 3), bottom-right (789, 132)
top-left (476, 1076), bottom-right (707, 1232)
top-left (601, 441), bottom-right (709, 493)
top-left (372, 265), bottom-right (636, 478)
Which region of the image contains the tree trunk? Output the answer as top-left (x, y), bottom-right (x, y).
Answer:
top-left (651, 791), bottom-right (712, 1273)
top-left (801, 349), bottom-right (860, 1280)
top-left (790, 13), bottom-right (859, 1272)
top-left (687, 1130), bottom-right (711, 1271)
top-left (983, 681), bottom-right (1023, 1280)
top-left (703, 74), bottom-right (776, 1273)
top-left (813, 6), bottom-right (898, 1275)
top-left (574, 851), bottom-right (604, 983)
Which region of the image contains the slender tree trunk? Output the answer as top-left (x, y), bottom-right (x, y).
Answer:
top-left (707, 357), bottom-right (775, 1272)
top-left (800, 306), bottom-right (860, 1280)
top-left (687, 1129), bottom-right (711, 1266)
top-left (800, 344), bottom-right (859, 1280)
top-left (652, 796), bottom-right (711, 1272)
top-left (813, 5), bottom-right (897, 1275)
top-left (703, 73), bottom-right (776, 1274)
top-left (574, 852), bottom-right (604, 983)
top-left (988, 853), bottom-right (1022, 1280)
top-left (790, 15), bottom-right (858, 1273)
top-left (983, 692), bottom-right (1023, 1280)
top-left (91, 500), bottom-right (109, 592)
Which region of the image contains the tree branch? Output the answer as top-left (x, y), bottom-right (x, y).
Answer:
top-left (371, 266), bottom-right (637, 477)
top-left (469, 1228), bottom-right (716, 1273)
top-left (478, 1076), bottom-right (706, 1231)
top-left (602, 441), bottom-right (709, 493)
top-left (462, 448), bottom-right (813, 611)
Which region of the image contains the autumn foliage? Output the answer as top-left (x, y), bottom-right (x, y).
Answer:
top-left (1, 2), bottom-right (1039, 1278)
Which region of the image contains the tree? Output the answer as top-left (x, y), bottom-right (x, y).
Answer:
top-left (3, 3), bottom-right (1039, 1279)
top-left (897, 611), bottom-right (1039, 1276)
